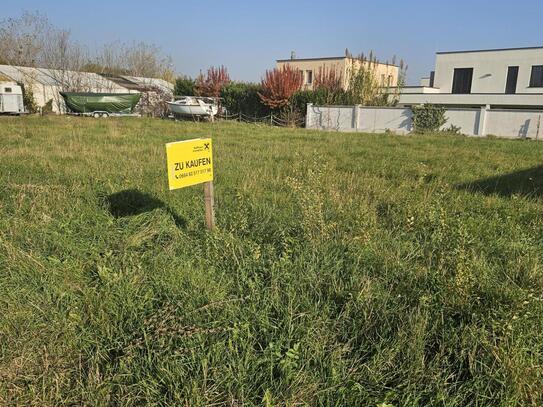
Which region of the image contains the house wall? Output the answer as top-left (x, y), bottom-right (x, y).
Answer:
top-left (347, 59), bottom-right (399, 88)
top-left (306, 104), bottom-right (543, 139)
top-left (276, 58), bottom-right (346, 90)
top-left (276, 57), bottom-right (399, 90)
top-left (434, 48), bottom-right (543, 94)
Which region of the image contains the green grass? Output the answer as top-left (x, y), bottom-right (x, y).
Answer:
top-left (1, 116), bottom-right (543, 406)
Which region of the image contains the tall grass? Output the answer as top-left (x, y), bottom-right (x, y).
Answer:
top-left (1, 116), bottom-right (543, 406)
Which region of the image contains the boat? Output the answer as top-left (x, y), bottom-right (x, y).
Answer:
top-left (167, 96), bottom-right (218, 118)
top-left (60, 92), bottom-right (141, 115)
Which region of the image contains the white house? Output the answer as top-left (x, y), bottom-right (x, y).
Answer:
top-left (398, 46), bottom-right (543, 109)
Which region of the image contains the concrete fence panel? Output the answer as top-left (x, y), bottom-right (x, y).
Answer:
top-left (357, 107), bottom-right (413, 134)
top-left (485, 109), bottom-right (543, 139)
top-left (306, 105), bottom-right (356, 131)
top-left (306, 103), bottom-right (543, 140)
top-left (441, 108), bottom-right (481, 136)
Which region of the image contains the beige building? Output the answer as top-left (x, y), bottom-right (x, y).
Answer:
top-left (276, 55), bottom-right (399, 90)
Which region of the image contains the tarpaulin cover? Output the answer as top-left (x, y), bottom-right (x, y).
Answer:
top-left (60, 92), bottom-right (141, 113)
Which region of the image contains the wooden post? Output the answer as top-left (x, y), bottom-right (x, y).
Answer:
top-left (203, 181), bottom-right (215, 230)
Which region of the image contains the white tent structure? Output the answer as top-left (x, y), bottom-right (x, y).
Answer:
top-left (0, 65), bottom-right (174, 114)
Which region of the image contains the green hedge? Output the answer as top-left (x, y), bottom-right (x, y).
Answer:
top-left (220, 82), bottom-right (270, 117)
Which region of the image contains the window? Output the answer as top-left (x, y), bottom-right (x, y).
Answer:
top-left (4, 87), bottom-right (11, 93)
top-left (305, 70), bottom-right (313, 85)
top-left (381, 74), bottom-right (385, 85)
top-left (530, 65), bottom-right (543, 87)
top-left (505, 66), bottom-right (519, 94)
top-left (452, 68), bottom-right (473, 94)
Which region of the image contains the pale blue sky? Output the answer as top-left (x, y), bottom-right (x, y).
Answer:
top-left (4, 0), bottom-right (543, 84)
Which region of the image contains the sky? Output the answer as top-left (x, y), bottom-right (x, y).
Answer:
top-left (4, 0), bottom-right (543, 85)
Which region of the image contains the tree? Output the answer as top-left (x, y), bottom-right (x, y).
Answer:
top-left (0, 11), bottom-right (49, 67)
top-left (0, 12), bottom-right (175, 83)
top-left (195, 66), bottom-right (230, 98)
top-left (88, 41), bottom-right (175, 81)
top-left (258, 65), bottom-right (303, 110)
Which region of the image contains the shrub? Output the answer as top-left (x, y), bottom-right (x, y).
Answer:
top-left (174, 77), bottom-right (195, 96)
top-left (314, 66), bottom-right (343, 92)
top-left (42, 99), bottom-right (54, 115)
top-left (442, 124), bottom-right (462, 135)
top-left (18, 82), bottom-right (37, 113)
top-left (258, 65), bottom-right (303, 110)
top-left (195, 66), bottom-right (230, 98)
top-left (345, 63), bottom-right (382, 106)
top-left (412, 104), bottom-right (447, 133)
top-left (220, 82), bottom-right (270, 117)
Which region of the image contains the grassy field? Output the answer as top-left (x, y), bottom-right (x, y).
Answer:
top-left (1, 116), bottom-right (543, 406)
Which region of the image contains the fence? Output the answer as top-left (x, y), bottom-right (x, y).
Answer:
top-left (305, 104), bottom-right (543, 139)
top-left (218, 112), bottom-right (305, 127)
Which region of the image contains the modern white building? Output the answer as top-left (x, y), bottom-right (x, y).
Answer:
top-left (398, 46), bottom-right (543, 109)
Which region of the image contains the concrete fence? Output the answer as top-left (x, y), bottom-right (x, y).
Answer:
top-left (306, 103), bottom-right (543, 139)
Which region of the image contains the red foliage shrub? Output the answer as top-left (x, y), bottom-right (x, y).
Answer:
top-left (258, 65), bottom-right (303, 109)
top-left (195, 65), bottom-right (230, 98)
top-left (314, 66), bottom-right (343, 92)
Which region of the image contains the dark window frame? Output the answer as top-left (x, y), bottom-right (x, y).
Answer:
top-left (505, 66), bottom-right (519, 94)
top-left (452, 68), bottom-right (473, 94)
top-left (529, 65), bottom-right (543, 88)
top-left (305, 70), bottom-right (313, 85)
top-left (4, 87), bottom-right (12, 93)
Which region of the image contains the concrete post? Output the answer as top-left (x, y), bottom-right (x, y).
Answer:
top-left (353, 105), bottom-right (359, 131)
top-left (306, 103), bottom-right (313, 128)
top-left (478, 104), bottom-right (490, 136)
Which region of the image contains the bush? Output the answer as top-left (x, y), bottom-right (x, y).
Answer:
top-left (42, 99), bottom-right (54, 115)
top-left (412, 104), bottom-right (447, 133)
top-left (195, 66), bottom-right (230, 98)
top-left (220, 82), bottom-right (270, 117)
top-left (258, 65), bottom-right (303, 110)
top-left (18, 82), bottom-right (37, 113)
top-left (441, 124), bottom-right (462, 135)
top-left (174, 77), bottom-right (195, 97)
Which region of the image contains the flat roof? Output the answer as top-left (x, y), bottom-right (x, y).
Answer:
top-left (276, 56), bottom-right (345, 63)
top-left (437, 46), bottom-right (543, 55)
top-left (276, 56), bottom-right (398, 66)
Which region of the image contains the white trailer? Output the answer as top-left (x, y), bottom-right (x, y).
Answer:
top-left (0, 83), bottom-right (24, 114)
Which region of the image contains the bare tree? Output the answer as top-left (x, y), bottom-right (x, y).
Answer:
top-left (90, 41), bottom-right (175, 81)
top-left (0, 11), bottom-right (50, 67)
top-left (0, 13), bottom-right (174, 82)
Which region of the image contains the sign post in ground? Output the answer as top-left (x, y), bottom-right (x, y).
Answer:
top-left (166, 138), bottom-right (215, 230)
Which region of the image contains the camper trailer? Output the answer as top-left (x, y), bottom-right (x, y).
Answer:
top-left (0, 82), bottom-right (24, 114)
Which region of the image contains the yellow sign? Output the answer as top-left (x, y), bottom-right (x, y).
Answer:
top-left (166, 138), bottom-right (213, 190)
